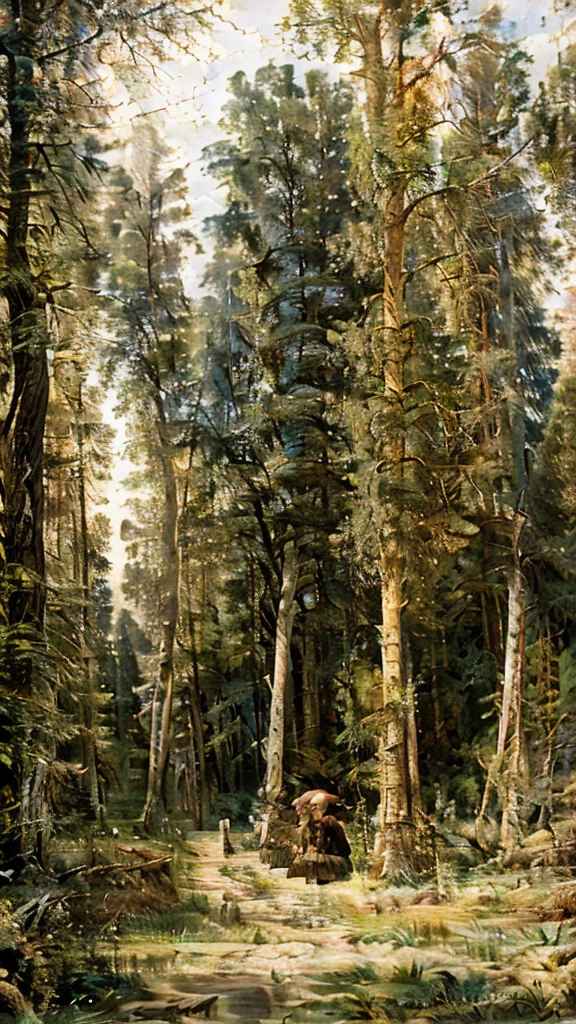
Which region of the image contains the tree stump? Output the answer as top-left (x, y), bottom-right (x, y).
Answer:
top-left (220, 818), bottom-right (235, 856)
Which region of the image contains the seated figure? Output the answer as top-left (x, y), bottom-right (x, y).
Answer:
top-left (287, 802), bottom-right (352, 884)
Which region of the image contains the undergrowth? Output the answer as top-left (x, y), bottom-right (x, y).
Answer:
top-left (121, 894), bottom-right (210, 939)
top-left (218, 864), bottom-right (273, 895)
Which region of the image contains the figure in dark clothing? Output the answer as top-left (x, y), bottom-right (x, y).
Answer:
top-left (287, 804), bottom-right (352, 884)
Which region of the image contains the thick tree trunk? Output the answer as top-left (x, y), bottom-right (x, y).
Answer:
top-left (142, 444), bottom-right (179, 832)
top-left (358, 13), bottom-right (418, 876)
top-left (264, 540), bottom-right (298, 805)
top-left (0, 13), bottom-right (57, 860)
top-left (1, 7), bottom-right (49, 650)
top-left (377, 544), bottom-right (412, 878)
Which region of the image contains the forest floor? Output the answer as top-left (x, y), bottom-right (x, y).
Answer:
top-left (96, 830), bottom-right (576, 1024)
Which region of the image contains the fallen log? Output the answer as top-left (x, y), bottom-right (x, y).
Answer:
top-left (57, 856), bottom-right (172, 882)
top-left (119, 994), bottom-right (218, 1021)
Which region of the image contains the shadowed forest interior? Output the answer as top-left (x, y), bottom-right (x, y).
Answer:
top-left (6, 0), bottom-right (576, 1020)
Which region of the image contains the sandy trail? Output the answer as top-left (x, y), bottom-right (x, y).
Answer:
top-left (107, 831), bottom-right (566, 1024)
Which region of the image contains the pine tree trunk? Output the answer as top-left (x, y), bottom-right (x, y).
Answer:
top-left (264, 540), bottom-right (298, 805)
top-left (1, 4), bottom-right (49, 653)
top-left (378, 543), bottom-right (412, 878)
top-left (142, 442), bottom-right (179, 832)
top-left (0, 4), bottom-right (57, 859)
top-left (358, 12), bottom-right (417, 875)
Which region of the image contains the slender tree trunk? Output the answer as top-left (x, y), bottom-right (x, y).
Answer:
top-left (378, 542), bottom-right (412, 877)
top-left (499, 553), bottom-right (526, 851)
top-left (186, 571), bottom-right (206, 828)
top-left (301, 625), bottom-right (320, 746)
top-left (478, 219), bottom-right (528, 849)
top-left (142, 440), bottom-right (179, 832)
top-left (405, 645), bottom-right (421, 814)
top-left (249, 559), bottom-right (263, 782)
top-left (265, 539), bottom-right (298, 805)
top-left (76, 384), bottom-right (102, 822)
top-left (182, 692), bottom-right (199, 825)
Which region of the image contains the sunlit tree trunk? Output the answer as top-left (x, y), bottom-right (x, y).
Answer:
top-left (265, 540), bottom-right (298, 805)
top-left (142, 436), bottom-right (179, 832)
top-left (478, 221), bottom-right (528, 850)
top-left (378, 541), bottom-right (412, 877)
top-left (499, 546), bottom-right (526, 851)
top-left (369, 33), bottom-right (416, 874)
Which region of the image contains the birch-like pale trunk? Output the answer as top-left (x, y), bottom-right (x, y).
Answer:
top-left (142, 436), bottom-right (179, 832)
top-left (499, 556), bottom-right (526, 851)
top-left (264, 540), bottom-right (298, 805)
top-left (478, 221), bottom-right (528, 851)
top-left (378, 542), bottom-right (411, 876)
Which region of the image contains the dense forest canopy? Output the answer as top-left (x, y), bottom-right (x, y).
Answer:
top-left (2, 0), bottom-right (576, 902)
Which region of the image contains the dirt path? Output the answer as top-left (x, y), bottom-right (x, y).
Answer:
top-left (107, 832), bottom-right (576, 1024)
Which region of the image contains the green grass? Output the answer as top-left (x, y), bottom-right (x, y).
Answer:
top-left (349, 919), bottom-right (452, 948)
top-left (122, 894), bottom-right (210, 939)
top-left (218, 863), bottom-right (273, 895)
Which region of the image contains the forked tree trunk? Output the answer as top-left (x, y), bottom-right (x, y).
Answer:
top-left (264, 540), bottom-right (298, 805)
top-left (142, 443), bottom-right (179, 832)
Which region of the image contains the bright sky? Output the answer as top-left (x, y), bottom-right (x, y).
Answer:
top-left (102, 0), bottom-right (573, 614)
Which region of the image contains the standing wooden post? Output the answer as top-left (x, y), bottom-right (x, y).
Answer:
top-left (220, 818), bottom-right (235, 856)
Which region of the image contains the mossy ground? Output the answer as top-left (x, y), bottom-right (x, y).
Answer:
top-left (86, 830), bottom-right (576, 1024)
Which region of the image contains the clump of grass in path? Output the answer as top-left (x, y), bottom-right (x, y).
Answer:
top-left (218, 863), bottom-right (273, 895)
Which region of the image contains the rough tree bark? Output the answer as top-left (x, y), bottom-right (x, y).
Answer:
top-left (264, 539), bottom-right (298, 805)
top-left (361, 12), bottom-right (417, 877)
top-left (0, 2), bottom-right (57, 861)
top-left (1, 0), bottom-right (49, 650)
